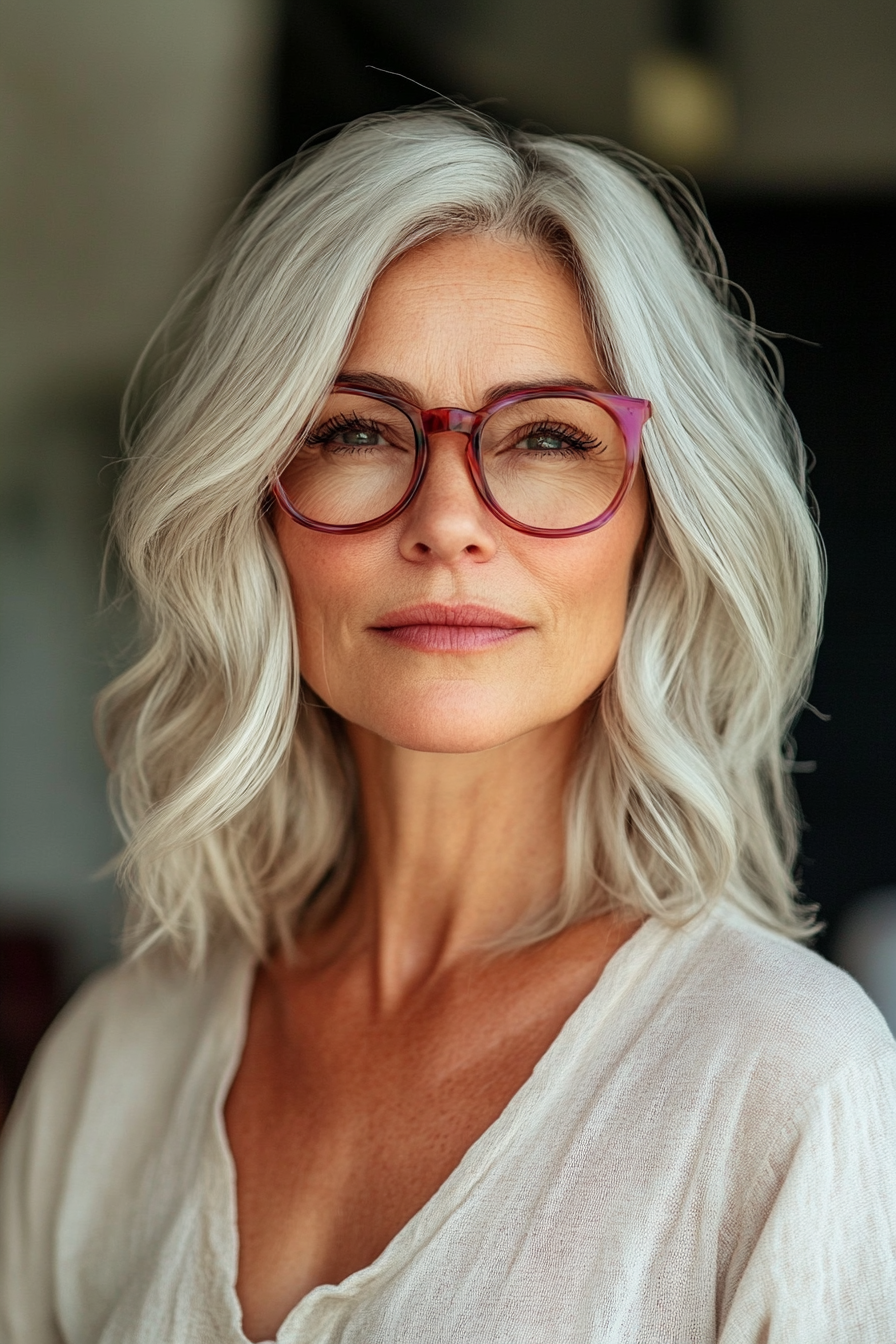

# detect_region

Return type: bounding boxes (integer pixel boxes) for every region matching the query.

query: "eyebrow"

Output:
[336,370,610,408]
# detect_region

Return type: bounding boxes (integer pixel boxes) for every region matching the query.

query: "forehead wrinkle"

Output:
[341,323,605,409]
[345,240,604,407]
[335,368,608,412]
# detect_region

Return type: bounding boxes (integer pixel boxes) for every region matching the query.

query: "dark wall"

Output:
[267,0,468,170]
[707,197,896,947]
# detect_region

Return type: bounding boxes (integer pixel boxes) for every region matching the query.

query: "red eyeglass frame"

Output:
[272,382,652,538]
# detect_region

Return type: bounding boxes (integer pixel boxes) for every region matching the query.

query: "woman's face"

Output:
[274,233,649,753]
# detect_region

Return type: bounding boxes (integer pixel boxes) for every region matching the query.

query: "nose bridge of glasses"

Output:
[421,406,478,437]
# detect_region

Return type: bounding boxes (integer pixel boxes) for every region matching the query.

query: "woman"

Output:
[1,107,893,1343]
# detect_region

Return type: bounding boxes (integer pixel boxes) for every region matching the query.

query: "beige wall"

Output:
[1,0,273,407]
[0,1,274,983]
[724,0,896,186]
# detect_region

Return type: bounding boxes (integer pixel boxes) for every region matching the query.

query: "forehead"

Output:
[344,233,606,405]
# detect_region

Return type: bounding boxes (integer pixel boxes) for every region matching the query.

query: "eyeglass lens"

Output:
[278,391,628,531]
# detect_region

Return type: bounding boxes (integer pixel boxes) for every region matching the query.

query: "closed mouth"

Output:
[371,603,531,651]
[373,603,529,630]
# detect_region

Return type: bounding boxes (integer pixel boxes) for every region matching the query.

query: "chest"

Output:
[223,958,609,1338]
[230,998,554,1204]
[86,1001,747,1344]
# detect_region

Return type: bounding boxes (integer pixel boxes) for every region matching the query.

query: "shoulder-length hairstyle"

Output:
[97,106,824,966]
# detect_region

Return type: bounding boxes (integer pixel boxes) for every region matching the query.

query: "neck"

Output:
[331,707,586,1002]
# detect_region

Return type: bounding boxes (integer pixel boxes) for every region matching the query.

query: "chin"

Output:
[353,681,538,755]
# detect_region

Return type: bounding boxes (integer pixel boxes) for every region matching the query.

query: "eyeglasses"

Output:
[273,383,651,538]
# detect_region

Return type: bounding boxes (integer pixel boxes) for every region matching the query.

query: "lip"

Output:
[371,603,532,652]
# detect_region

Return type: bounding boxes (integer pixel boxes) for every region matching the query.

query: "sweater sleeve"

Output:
[0,968,118,1344]
[719,1054,896,1344]
[0,1030,75,1344]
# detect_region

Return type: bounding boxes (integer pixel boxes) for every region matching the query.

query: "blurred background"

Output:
[1,0,894,1115]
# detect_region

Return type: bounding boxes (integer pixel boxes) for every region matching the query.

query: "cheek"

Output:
[542,553,630,694]
[275,510,368,608]
[273,515,336,670]
[274,515,313,624]
[532,487,648,687]
[273,514,383,684]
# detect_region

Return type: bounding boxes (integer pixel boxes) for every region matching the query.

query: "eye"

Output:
[307,415,391,452]
[513,422,602,456]
[334,426,385,449]
[519,430,574,453]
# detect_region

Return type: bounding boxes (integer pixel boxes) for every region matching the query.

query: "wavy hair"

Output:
[97,106,824,965]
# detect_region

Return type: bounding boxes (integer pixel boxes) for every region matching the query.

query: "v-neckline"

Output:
[209,914,671,1342]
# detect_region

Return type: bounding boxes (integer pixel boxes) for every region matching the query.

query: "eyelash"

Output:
[513,421,603,454]
[306,413,387,446]
[307,415,603,454]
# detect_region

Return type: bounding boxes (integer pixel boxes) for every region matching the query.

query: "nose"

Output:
[396,429,498,565]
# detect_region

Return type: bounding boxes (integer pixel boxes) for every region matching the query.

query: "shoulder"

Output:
[678,917,896,1337]
[21,943,248,1110]
[0,945,251,1341]
[0,942,251,1205]
[654,908,896,1144]
[691,910,894,1071]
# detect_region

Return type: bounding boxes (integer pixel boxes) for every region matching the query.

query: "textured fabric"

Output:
[1,908,895,1343]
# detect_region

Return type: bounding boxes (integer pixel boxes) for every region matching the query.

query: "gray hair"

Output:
[97,106,824,965]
